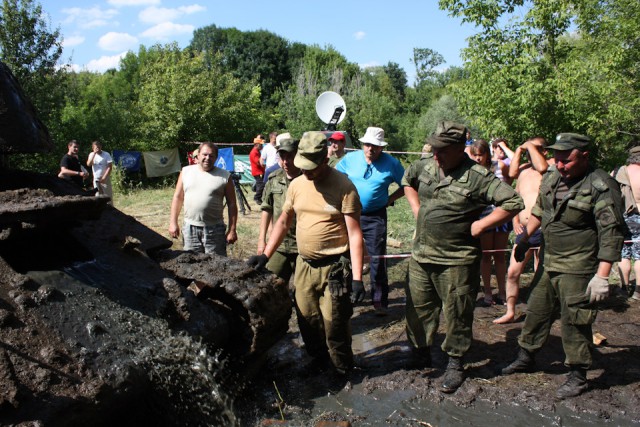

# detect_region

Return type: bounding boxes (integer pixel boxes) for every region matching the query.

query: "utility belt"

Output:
[301,252,349,268]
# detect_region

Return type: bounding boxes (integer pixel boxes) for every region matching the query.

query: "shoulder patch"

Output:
[591,176,609,193]
[470,163,491,177]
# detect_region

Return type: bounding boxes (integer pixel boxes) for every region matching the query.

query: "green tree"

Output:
[59,69,138,149]
[0,0,63,87]
[135,43,266,150]
[412,47,445,87]
[190,25,293,106]
[382,61,408,102]
[439,0,640,167]
[0,0,67,171]
[277,45,361,136]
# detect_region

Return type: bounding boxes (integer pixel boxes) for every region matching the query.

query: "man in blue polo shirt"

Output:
[337,127,405,314]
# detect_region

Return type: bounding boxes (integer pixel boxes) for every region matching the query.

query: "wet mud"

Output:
[0,171,290,426]
[238,260,640,426]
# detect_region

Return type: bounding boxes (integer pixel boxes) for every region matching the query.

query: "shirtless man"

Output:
[615,146,640,301]
[494,137,553,324]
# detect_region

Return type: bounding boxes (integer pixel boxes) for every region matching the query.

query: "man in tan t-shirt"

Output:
[248,131,364,376]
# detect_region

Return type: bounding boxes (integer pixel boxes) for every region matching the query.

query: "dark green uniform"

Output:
[261,168,299,282]
[519,167,625,367]
[402,156,523,357]
[328,154,344,168]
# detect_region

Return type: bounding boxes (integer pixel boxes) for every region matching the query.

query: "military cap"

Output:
[427,121,468,148]
[294,131,328,170]
[547,133,591,151]
[276,132,293,147]
[277,137,299,153]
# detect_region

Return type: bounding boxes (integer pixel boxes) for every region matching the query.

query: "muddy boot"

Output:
[501,347,536,375]
[440,356,465,393]
[556,367,589,399]
[405,346,431,369]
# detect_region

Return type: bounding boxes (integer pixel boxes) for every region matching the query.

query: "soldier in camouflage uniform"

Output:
[502,133,626,399]
[403,122,524,393]
[257,135,301,283]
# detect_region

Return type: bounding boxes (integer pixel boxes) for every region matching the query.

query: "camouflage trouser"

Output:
[294,254,353,372]
[405,258,480,357]
[266,251,298,284]
[519,268,596,368]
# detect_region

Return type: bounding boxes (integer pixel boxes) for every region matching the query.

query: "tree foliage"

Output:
[439,0,640,166]
[190,25,295,106]
[134,44,266,150]
[0,0,67,171]
[7,3,469,175]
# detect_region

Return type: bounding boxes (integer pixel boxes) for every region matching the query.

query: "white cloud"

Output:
[98,32,139,51]
[180,5,206,14]
[354,31,366,40]
[63,35,85,48]
[85,52,129,72]
[61,7,119,29]
[139,5,206,24]
[140,22,194,41]
[108,0,160,6]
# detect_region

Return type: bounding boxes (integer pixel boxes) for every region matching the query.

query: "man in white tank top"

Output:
[169,142,238,256]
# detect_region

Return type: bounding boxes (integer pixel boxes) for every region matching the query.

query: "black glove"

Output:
[247,254,269,270]
[514,241,531,262]
[351,279,365,304]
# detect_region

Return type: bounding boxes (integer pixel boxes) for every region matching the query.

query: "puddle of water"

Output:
[309,387,636,427]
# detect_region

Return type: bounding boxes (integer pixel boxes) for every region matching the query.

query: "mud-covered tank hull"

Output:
[0,170,292,425]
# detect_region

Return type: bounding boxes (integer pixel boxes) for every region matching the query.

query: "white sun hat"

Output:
[358,127,388,147]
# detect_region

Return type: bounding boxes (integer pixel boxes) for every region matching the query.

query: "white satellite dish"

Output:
[315,91,346,130]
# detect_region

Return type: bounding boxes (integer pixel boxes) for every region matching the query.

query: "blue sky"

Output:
[38,0,478,81]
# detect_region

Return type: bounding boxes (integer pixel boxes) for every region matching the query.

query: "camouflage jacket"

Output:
[261,168,299,254]
[532,167,625,273]
[402,156,523,265]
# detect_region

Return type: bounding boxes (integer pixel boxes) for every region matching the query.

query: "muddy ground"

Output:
[237,260,640,426]
[4,176,635,426]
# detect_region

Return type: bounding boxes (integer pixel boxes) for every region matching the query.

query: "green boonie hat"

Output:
[294,131,328,170]
[277,137,299,153]
[427,121,468,148]
[547,133,591,151]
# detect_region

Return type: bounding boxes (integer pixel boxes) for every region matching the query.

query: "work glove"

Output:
[247,254,269,270]
[328,278,348,297]
[514,241,531,262]
[351,280,365,304]
[585,275,610,303]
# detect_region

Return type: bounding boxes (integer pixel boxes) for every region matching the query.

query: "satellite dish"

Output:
[315,91,346,131]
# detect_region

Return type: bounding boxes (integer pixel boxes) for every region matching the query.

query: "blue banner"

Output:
[113,150,141,172]
[215,147,234,172]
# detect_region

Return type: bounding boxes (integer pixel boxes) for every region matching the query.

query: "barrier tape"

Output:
[365,239,640,260]
[184,143,429,153]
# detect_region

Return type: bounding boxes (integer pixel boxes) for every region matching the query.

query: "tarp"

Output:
[234,155,254,185]
[142,148,182,177]
[113,150,142,172]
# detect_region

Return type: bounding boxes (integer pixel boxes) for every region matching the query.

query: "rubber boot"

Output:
[556,367,589,399]
[440,356,465,393]
[501,347,536,375]
[406,346,431,369]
